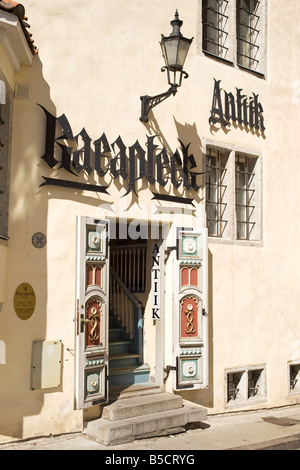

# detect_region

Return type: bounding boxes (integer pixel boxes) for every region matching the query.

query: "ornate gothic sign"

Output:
[38,105,202,204]
[209,78,265,132]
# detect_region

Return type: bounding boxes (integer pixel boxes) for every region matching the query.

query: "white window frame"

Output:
[0,74,13,240]
[203,139,263,245]
[235,152,258,241]
[0,9,33,72]
[206,146,230,238]
[198,0,267,77]
[202,0,231,61]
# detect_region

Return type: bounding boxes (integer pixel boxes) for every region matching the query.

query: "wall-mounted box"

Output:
[31,340,63,390]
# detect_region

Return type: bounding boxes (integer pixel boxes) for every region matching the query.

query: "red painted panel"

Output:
[95,266,102,287]
[181,267,189,286]
[86,265,94,288]
[180,296,199,338]
[190,268,198,286]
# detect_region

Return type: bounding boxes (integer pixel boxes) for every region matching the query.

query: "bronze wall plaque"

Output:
[14,283,36,320]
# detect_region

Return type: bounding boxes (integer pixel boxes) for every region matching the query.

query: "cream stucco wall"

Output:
[1,0,300,442]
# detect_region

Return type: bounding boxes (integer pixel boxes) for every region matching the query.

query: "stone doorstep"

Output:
[84,404,207,446]
[109,383,162,399]
[102,392,183,421]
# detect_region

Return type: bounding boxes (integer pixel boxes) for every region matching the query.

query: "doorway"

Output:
[108,221,149,392]
[75,217,165,409]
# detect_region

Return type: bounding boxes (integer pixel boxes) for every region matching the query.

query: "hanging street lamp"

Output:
[140,11,193,122]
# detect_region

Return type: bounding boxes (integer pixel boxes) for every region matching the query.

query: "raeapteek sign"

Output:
[38,105,202,204]
[209,78,265,132]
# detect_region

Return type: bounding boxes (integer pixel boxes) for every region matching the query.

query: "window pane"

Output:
[237,0,259,70]
[235,154,256,240]
[206,148,228,237]
[203,0,229,59]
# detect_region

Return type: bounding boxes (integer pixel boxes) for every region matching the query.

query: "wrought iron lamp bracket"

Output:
[140,85,177,123]
[139,11,192,122]
[139,68,189,122]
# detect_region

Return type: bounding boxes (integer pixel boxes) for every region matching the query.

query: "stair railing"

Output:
[109,267,144,364]
[110,244,146,293]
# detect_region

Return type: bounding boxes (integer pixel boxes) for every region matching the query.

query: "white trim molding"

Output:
[0,10,32,72]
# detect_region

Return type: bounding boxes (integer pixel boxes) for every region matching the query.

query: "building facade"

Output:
[1,0,300,443]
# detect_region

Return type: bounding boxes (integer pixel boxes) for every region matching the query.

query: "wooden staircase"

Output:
[108,310,150,390]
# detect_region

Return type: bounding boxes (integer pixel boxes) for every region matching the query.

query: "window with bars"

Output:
[288,362,300,394]
[226,367,266,408]
[201,0,266,76]
[205,144,262,243]
[202,0,229,59]
[237,0,260,71]
[227,371,243,402]
[206,148,229,237]
[235,154,256,240]
[247,368,262,398]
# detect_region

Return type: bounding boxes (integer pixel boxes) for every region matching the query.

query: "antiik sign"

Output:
[209,78,265,132]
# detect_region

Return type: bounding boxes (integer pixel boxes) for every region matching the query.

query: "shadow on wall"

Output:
[0,55,55,441]
[141,112,215,408]
[140,112,205,207]
[40,108,206,212]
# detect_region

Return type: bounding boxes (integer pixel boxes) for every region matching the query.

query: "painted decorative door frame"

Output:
[75,216,110,409]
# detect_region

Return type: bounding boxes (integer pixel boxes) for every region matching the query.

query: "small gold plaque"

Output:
[14,283,36,320]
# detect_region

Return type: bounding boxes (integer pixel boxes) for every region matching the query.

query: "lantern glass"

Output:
[161,37,192,71]
[177,37,192,68]
[161,37,180,70]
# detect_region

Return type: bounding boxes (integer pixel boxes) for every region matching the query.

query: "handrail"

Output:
[109,267,144,362]
[110,244,146,293]
[110,267,142,309]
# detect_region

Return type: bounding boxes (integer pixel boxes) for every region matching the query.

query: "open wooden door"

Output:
[75,217,110,409]
[172,226,209,390]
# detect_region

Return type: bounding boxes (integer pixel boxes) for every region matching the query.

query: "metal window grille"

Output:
[227,372,243,402]
[248,369,261,398]
[290,364,300,391]
[235,154,256,240]
[202,0,229,59]
[237,0,260,70]
[206,148,228,237]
